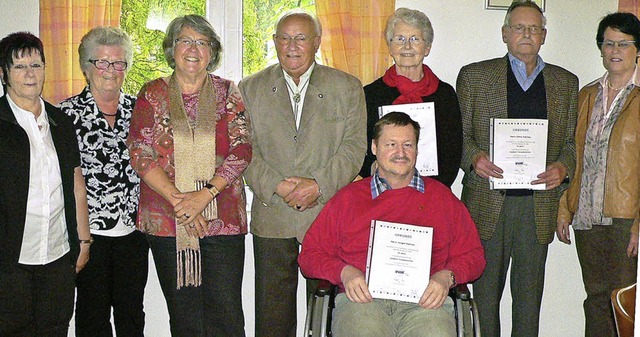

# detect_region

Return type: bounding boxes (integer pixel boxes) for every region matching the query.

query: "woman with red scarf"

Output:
[360,8,462,187]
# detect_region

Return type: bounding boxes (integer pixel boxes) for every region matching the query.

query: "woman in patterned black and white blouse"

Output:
[59,26,148,337]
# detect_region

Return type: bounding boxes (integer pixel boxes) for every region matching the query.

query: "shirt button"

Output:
[294,135,297,141]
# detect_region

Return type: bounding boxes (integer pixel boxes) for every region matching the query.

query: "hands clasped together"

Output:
[276,176,322,212]
[173,189,215,238]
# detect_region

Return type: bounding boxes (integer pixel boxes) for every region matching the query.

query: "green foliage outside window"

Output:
[120,0,205,95]
[242,0,315,77]
[120,0,315,93]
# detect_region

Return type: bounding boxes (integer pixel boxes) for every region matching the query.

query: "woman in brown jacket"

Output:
[557,12,640,337]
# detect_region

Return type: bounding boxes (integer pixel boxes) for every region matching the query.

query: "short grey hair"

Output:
[274,9,322,37]
[79,26,133,73]
[385,8,434,46]
[162,14,222,72]
[503,0,546,28]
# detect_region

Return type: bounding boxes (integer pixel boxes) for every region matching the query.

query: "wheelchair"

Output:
[304,280,480,337]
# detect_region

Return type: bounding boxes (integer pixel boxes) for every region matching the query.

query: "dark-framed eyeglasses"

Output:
[390,35,423,46]
[88,59,128,71]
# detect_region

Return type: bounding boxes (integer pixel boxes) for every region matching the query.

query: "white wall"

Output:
[0,1,625,336]
[396,1,618,336]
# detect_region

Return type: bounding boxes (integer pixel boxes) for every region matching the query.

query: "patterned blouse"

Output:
[127,75,252,237]
[59,87,140,233]
[572,68,639,230]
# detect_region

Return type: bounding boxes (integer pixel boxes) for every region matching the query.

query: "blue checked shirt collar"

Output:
[371,169,424,199]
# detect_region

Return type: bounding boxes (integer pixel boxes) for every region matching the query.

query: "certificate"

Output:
[489,118,548,190]
[365,220,433,303]
[379,102,438,176]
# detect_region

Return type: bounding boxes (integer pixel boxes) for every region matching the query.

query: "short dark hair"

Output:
[372,112,420,144]
[596,12,640,50]
[0,32,45,87]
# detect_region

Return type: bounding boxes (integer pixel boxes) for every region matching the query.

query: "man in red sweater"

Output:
[299,112,485,336]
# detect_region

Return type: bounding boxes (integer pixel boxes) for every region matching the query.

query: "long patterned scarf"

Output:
[382,64,440,104]
[169,73,218,289]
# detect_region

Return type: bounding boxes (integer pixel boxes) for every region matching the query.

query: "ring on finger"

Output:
[189,224,196,228]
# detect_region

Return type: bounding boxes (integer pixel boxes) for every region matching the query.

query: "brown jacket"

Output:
[558,82,640,233]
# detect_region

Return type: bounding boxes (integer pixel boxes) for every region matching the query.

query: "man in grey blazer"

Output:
[456,1,577,336]
[239,9,366,337]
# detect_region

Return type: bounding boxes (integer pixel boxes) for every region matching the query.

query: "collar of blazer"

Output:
[0,94,59,127]
[272,63,327,132]
[0,95,18,124]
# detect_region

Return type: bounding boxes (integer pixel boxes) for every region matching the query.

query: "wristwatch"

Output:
[449,270,457,288]
[204,183,220,198]
[79,237,94,246]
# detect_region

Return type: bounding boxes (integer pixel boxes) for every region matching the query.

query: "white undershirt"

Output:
[283,63,315,129]
[9,94,70,265]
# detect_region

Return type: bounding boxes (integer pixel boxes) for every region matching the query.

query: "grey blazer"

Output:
[239,64,367,241]
[456,56,578,244]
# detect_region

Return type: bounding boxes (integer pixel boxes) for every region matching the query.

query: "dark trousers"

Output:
[253,235,318,337]
[75,230,149,337]
[0,253,75,337]
[575,219,637,337]
[473,195,549,337]
[147,234,246,337]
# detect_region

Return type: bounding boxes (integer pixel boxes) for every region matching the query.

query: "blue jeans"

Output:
[147,234,246,337]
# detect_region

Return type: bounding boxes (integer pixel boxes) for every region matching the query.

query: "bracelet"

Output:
[79,237,94,245]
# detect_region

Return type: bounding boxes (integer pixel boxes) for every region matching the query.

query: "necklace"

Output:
[101,111,117,117]
[284,77,311,125]
[606,79,625,91]
[285,77,310,103]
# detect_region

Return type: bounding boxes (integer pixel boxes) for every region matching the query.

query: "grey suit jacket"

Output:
[239,64,367,241]
[456,56,578,244]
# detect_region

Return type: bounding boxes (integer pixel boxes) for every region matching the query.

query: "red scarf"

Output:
[382,64,440,105]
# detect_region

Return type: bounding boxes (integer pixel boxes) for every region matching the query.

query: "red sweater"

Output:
[298,177,485,292]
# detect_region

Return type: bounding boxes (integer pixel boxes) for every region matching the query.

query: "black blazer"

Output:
[0,95,81,267]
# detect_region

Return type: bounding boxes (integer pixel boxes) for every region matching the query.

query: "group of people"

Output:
[0,1,637,337]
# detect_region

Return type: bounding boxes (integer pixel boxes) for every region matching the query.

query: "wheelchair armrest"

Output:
[315,279,335,297]
[450,283,471,301]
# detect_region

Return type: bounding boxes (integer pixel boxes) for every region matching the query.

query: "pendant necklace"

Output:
[285,77,310,126]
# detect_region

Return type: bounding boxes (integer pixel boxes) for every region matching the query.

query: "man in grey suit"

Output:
[239,9,366,337]
[456,1,577,336]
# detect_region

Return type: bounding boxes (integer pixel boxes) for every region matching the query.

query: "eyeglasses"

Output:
[507,24,545,35]
[600,40,637,49]
[88,59,128,71]
[273,34,316,45]
[11,62,45,72]
[174,37,213,49]
[390,35,423,46]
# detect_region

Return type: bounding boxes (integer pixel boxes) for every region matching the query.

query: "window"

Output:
[120,0,206,95]
[242,0,316,77]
